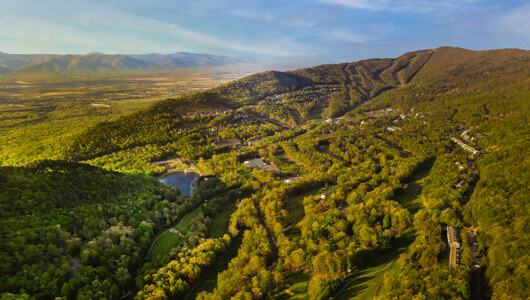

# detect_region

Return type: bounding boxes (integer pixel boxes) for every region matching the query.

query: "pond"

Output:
[159,171,200,196]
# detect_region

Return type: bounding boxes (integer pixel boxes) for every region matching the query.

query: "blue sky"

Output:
[1,0,529,64]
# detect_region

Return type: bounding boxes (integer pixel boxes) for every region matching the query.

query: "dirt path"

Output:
[145,231,169,258]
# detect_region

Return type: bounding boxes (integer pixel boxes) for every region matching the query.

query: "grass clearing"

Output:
[284,187,320,227]
[176,206,202,234]
[147,230,182,259]
[394,159,435,213]
[209,202,237,238]
[274,271,312,300]
[308,99,328,123]
[147,206,203,259]
[334,231,416,300]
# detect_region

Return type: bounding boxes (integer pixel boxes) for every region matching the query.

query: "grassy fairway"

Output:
[334,231,416,300]
[394,159,435,213]
[147,206,203,259]
[284,187,320,227]
[182,237,242,300]
[147,230,182,259]
[274,271,312,300]
[209,202,236,238]
[175,206,202,234]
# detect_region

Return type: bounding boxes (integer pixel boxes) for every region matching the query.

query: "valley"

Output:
[0,69,245,165]
[0,47,529,300]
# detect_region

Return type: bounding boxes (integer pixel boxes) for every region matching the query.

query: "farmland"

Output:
[0,69,243,165]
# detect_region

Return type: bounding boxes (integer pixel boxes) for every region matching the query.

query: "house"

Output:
[451,137,479,156]
[456,180,466,188]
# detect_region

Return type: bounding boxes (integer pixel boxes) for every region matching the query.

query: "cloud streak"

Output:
[0,0,528,64]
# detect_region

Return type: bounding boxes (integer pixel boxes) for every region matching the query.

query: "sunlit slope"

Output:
[65,47,529,160]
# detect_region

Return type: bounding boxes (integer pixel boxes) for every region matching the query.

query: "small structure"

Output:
[387,126,402,132]
[284,175,304,184]
[451,137,479,156]
[455,162,464,170]
[456,180,466,189]
[244,159,267,168]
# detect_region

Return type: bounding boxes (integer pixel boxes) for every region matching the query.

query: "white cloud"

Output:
[317,0,475,12]
[0,1,317,56]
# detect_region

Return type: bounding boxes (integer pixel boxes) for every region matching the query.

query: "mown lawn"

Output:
[147,206,203,259]
[334,231,416,300]
[284,187,320,227]
[274,271,311,300]
[175,206,202,234]
[394,159,435,213]
[209,202,236,238]
[147,230,182,259]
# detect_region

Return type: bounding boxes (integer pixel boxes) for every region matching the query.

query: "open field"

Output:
[147,206,203,259]
[0,69,245,166]
[209,202,237,238]
[147,230,182,259]
[394,159,435,213]
[334,231,416,300]
[273,271,312,300]
[175,206,202,234]
[284,187,321,227]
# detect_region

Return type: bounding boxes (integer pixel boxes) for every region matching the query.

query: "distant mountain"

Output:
[130,52,251,67]
[0,52,251,74]
[66,46,530,160]
[0,52,58,69]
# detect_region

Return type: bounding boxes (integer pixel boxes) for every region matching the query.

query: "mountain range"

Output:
[0,52,251,74]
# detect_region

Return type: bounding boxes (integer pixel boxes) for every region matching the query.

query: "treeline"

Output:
[65,71,314,160]
[463,113,529,299]
[0,160,202,299]
[189,120,430,299]
[138,236,231,299]
[380,151,474,299]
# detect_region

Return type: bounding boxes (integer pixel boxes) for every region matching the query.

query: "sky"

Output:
[1,0,529,65]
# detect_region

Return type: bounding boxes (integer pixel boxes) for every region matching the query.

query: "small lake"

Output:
[159,171,199,196]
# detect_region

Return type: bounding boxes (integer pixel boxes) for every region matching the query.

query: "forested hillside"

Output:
[1,47,528,299]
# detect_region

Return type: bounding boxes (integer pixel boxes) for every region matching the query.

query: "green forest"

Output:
[1,47,529,300]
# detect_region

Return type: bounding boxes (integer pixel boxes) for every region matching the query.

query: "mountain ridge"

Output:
[0,52,252,74]
[64,46,530,160]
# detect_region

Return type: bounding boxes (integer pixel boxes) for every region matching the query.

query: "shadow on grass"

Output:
[335,275,375,300]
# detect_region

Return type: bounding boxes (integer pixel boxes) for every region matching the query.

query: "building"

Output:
[456,180,466,189]
[243,159,267,168]
[451,137,479,156]
[387,126,402,132]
